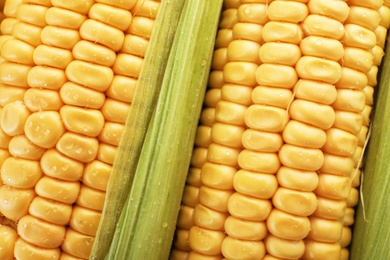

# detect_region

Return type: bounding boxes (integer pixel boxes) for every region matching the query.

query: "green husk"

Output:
[104,0,223,259]
[90,2,185,259]
[350,38,390,259]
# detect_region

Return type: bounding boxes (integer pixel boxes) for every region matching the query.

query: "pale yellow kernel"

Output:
[27,66,67,90]
[222,236,265,260]
[347,0,383,10]
[227,40,260,63]
[98,122,124,146]
[66,60,114,92]
[17,215,66,248]
[14,238,61,260]
[23,88,62,112]
[186,168,202,187]
[76,185,105,211]
[113,53,143,79]
[259,42,301,66]
[211,122,244,148]
[0,85,26,107]
[228,192,272,221]
[3,0,23,17]
[35,176,80,204]
[238,4,268,24]
[343,24,377,50]
[193,204,228,230]
[82,160,111,191]
[60,81,106,109]
[256,64,298,89]
[8,135,46,160]
[224,216,267,241]
[232,22,263,43]
[29,196,72,225]
[56,132,99,163]
[245,105,289,132]
[51,0,94,15]
[0,128,12,149]
[308,217,343,243]
[353,146,364,168]
[69,205,101,236]
[204,88,221,108]
[351,168,361,188]
[224,62,257,86]
[88,3,132,31]
[266,208,310,240]
[0,18,18,35]
[379,5,390,28]
[96,0,137,9]
[320,154,354,177]
[340,227,352,248]
[215,100,246,126]
[0,101,31,136]
[336,67,368,91]
[333,111,363,135]
[268,1,308,23]
[273,188,317,217]
[176,205,195,230]
[120,35,149,57]
[201,162,235,190]
[252,86,292,109]
[194,125,211,148]
[289,99,335,130]
[33,45,73,69]
[1,38,34,65]
[279,144,324,171]
[127,16,155,39]
[16,4,48,27]
[357,125,369,147]
[313,196,347,220]
[173,229,191,251]
[61,228,94,259]
[322,128,358,157]
[181,185,199,208]
[200,107,216,126]
[262,21,303,44]
[188,226,225,256]
[282,120,326,149]
[343,208,355,226]
[346,6,381,31]
[375,26,387,49]
[24,0,51,7]
[342,47,373,73]
[296,56,342,84]
[219,9,238,29]
[241,129,283,153]
[0,186,35,221]
[45,7,87,30]
[0,225,18,260]
[105,76,136,103]
[303,240,341,260]
[302,14,345,40]
[97,143,117,165]
[233,169,277,199]
[315,174,351,200]
[212,48,227,71]
[191,147,208,169]
[215,28,233,49]
[362,105,373,126]
[346,188,359,208]
[208,70,224,89]
[332,89,366,112]
[80,19,124,52]
[307,0,350,23]
[41,25,81,50]
[199,186,233,212]
[299,36,344,61]
[238,150,280,174]
[277,166,319,192]
[1,156,43,189]
[40,148,84,182]
[24,111,65,149]
[265,234,305,259]
[0,35,13,49]
[12,22,42,47]
[207,143,240,167]
[0,62,31,88]
[372,45,385,66]
[131,0,160,19]
[72,40,116,67]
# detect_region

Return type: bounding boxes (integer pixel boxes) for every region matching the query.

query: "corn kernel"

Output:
[227,40,260,63]
[232,23,263,43]
[245,105,289,132]
[193,204,228,230]
[105,76,137,103]
[33,45,73,69]
[252,86,293,109]
[0,101,31,136]
[315,174,351,200]
[279,144,324,171]
[294,79,337,105]
[120,35,149,57]
[215,101,246,126]
[272,188,317,216]
[265,234,305,259]
[224,216,267,241]
[266,209,310,240]
[45,7,87,30]
[72,40,116,67]
[127,16,155,39]
[61,228,94,259]
[16,4,48,27]
[241,129,283,153]
[1,38,35,65]
[300,36,344,61]
[256,64,298,88]
[228,192,272,221]
[82,160,111,191]
[343,24,376,50]
[233,169,278,199]
[219,9,238,29]
[12,21,42,47]
[320,154,354,177]
[211,122,244,148]
[76,185,105,211]
[88,3,132,31]
[0,62,32,88]
[69,205,101,236]
[59,81,106,109]
[35,176,80,204]
[113,53,144,79]
[277,166,319,192]
[224,62,257,86]
[333,111,363,135]
[237,4,268,24]
[1,157,43,189]
[282,120,326,149]
[182,185,200,208]
[221,236,265,260]
[259,42,301,66]
[0,186,35,221]
[96,0,137,10]
[303,240,341,260]
[189,226,225,256]
[238,150,280,174]
[51,0,94,15]
[303,14,344,39]
[262,21,303,44]
[268,1,308,23]
[29,196,72,225]
[200,162,235,190]
[211,48,228,71]
[199,186,233,213]
[14,238,61,260]
[308,217,343,243]
[0,225,18,260]
[97,143,117,165]
[312,196,347,220]
[131,0,160,19]
[307,0,350,22]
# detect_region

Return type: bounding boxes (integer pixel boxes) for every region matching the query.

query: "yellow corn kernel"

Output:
[112,53,144,79]
[191,147,208,169]
[233,169,277,199]
[296,56,342,84]
[200,162,235,190]
[237,4,268,24]
[0,101,31,136]
[294,79,337,105]
[98,122,124,146]
[266,208,310,240]
[69,205,101,236]
[126,16,155,39]
[1,157,43,189]
[181,186,200,208]
[59,81,106,109]
[340,227,352,248]
[72,40,116,67]
[215,28,233,49]
[303,14,344,39]
[259,42,301,66]
[282,120,326,149]
[218,9,238,29]
[300,36,344,61]
[315,174,351,200]
[204,88,222,108]
[215,101,246,126]
[265,234,305,259]
[227,40,260,63]
[241,129,282,153]
[227,192,272,221]
[252,86,293,109]
[307,217,343,243]
[221,236,265,260]
[0,62,32,88]
[268,1,308,23]
[105,76,136,103]
[279,144,324,171]
[303,240,341,260]
[27,66,67,90]
[245,105,288,132]
[208,70,224,89]
[82,160,112,191]
[256,63,298,88]
[11,21,42,47]
[33,45,73,69]
[322,128,358,157]
[14,238,61,260]
[224,216,267,241]
[61,228,94,259]
[307,0,350,22]
[76,185,105,211]
[238,150,280,174]
[193,204,228,230]
[335,67,368,91]
[120,34,149,57]
[276,166,319,192]
[189,226,225,256]
[320,154,354,177]
[343,24,376,50]
[263,21,303,44]
[176,205,195,230]
[211,122,244,148]
[35,176,80,204]
[17,214,66,248]
[45,7,87,30]
[23,88,63,112]
[0,224,18,260]
[375,26,388,49]
[313,197,347,220]
[224,62,257,86]
[343,208,356,226]
[29,196,72,225]
[186,168,202,187]
[16,4,48,27]
[198,186,233,212]
[56,132,99,163]
[51,0,93,15]
[88,3,132,31]
[95,0,137,10]
[173,229,191,251]
[232,22,263,43]
[332,89,366,112]
[346,6,381,31]
[342,47,373,73]
[0,128,12,149]
[272,188,317,216]
[0,186,35,221]
[1,38,35,65]
[333,111,363,135]
[97,143,117,165]
[220,84,251,106]
[3,0,23,17]
[0,84,27,107]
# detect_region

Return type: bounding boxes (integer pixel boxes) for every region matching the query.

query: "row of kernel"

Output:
[170,1,239,258]
[183,2,241,259]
